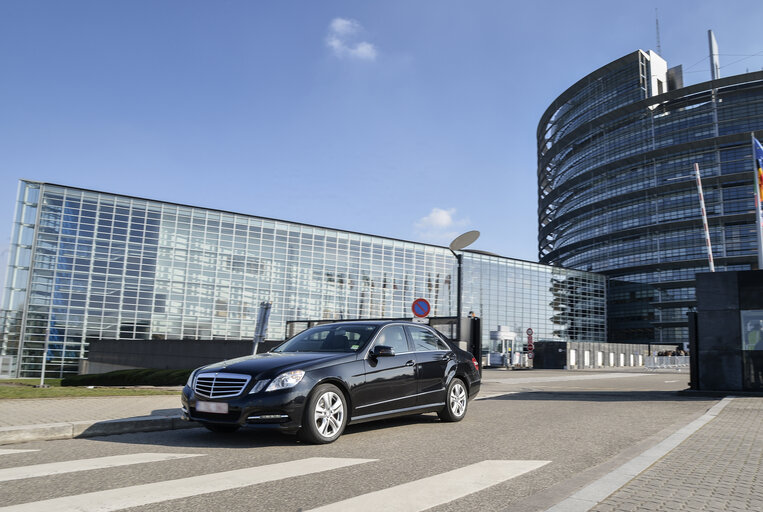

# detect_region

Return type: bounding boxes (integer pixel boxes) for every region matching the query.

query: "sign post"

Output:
[526,328,534,360]
[36,328,50,388]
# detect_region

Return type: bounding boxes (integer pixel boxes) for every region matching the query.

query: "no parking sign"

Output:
[411,298,431,318]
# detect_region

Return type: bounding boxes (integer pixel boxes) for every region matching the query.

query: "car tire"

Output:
[438,377,468,422]
[298,384,347,444]
[203,423,240,433]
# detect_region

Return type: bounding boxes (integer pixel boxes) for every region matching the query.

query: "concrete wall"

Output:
[84,339,281,373]
[534,341,677,370]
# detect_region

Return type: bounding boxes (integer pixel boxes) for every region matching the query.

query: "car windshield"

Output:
[273,324,379,353]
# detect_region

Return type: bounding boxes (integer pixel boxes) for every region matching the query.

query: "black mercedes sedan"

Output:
[181,320,481,443]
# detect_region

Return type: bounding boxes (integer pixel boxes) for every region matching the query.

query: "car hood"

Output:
[197,352,355,380]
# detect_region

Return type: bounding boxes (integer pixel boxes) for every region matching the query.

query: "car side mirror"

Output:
[370,345,396,358]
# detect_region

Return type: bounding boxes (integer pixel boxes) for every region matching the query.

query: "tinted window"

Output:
[374,325,409,353]
[274,324,377,353]
[407,326,450,351]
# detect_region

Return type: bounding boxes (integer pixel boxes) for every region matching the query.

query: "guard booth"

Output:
[487,326,517,368]
[690,270,763,391]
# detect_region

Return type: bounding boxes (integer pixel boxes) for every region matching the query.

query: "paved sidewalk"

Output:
[0,393,195,445]
[588,396,763,512]
[0,394,182,427]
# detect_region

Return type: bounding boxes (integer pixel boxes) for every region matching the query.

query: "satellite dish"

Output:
[449,230,480,252]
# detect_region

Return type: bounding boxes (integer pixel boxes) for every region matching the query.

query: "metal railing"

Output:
[0,356,18,378]
[644,356,690,370]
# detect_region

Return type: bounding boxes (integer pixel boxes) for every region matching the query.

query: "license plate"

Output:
[196,401,228,414]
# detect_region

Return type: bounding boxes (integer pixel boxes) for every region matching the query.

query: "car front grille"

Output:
[193,372,251,399]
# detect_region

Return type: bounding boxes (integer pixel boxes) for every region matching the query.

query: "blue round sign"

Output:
[412,298,431,318]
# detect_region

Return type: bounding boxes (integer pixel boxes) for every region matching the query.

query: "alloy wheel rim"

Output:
[314,391,344,438]
[450,383,466,417]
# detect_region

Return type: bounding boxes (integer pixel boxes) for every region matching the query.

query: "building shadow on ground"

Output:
[482,389,706,402]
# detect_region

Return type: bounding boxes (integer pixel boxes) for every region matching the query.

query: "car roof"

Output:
[313,320,422,327]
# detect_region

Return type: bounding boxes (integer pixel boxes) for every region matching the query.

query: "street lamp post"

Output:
[448,231,480,341]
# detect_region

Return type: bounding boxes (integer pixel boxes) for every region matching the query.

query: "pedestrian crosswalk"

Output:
[0,450,39,456]
[307,460,550,512]
[0,451,550,511]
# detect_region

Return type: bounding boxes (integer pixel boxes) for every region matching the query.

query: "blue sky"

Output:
[2,0,763,294]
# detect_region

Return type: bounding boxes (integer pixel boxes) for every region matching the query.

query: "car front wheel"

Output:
[299,384,347,444]
[438,377,468,422]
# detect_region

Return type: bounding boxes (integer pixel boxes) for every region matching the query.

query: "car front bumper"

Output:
[181,386,307,433]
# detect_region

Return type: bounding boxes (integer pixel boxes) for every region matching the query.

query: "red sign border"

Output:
[411,298,431,318]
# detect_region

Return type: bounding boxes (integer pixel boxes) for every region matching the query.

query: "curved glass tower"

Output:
[538,50,763,344]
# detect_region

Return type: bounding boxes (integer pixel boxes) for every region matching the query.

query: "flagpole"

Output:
[693,163,715,272]
[753,133,763,270]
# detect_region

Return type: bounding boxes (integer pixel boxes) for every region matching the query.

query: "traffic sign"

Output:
[526,328,533,336]
[411,298,431,318]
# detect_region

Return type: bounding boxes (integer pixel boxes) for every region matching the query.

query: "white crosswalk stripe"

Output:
[0,452,203,483]
[307,460,551,512]
[0,449,39,456]
[0,457,376,512]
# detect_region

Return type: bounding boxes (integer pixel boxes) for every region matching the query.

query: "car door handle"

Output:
[441,353,454,360]
[405,360,416,367]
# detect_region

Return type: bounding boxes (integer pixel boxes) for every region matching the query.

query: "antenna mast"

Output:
[655,8,662,55]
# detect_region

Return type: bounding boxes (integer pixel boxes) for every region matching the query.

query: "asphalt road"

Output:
[0,371,718,512]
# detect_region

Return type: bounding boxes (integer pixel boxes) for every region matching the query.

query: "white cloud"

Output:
[330,18,359,36]
[326,18,377,61]
[414,208,469,245]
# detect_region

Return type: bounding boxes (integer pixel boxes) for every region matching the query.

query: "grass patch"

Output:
[0,370,188,399]
[0,385,179,399]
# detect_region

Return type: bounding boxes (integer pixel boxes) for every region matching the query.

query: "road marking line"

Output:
[0,453,202,483]
[0,457,375,512]
[307,459,550,512]
[545,397,735,512]
[0,449,39,456]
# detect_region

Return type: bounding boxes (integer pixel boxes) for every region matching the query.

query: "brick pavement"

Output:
[0,395,182,427]
[590,397,763,512]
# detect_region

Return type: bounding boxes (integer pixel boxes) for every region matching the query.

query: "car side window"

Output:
[407,326,450,352]
[374,325,409,353]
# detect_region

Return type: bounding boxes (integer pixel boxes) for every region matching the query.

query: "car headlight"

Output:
[249,380,270,394]
[185,371,197,388]
[265,370,305,391]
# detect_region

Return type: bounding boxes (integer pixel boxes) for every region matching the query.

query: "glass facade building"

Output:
[538,50,763,345]
[1,181,606,377]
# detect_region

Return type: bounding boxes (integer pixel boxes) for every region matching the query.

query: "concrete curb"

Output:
[0,416,200,446]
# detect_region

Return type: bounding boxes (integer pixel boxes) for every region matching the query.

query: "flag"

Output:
[754,136,763,269]
[755,137,763,200]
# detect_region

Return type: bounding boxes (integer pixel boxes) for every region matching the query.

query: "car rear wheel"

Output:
[438,377,467,422]
[299,384,347,444]
[203,423,240,433]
